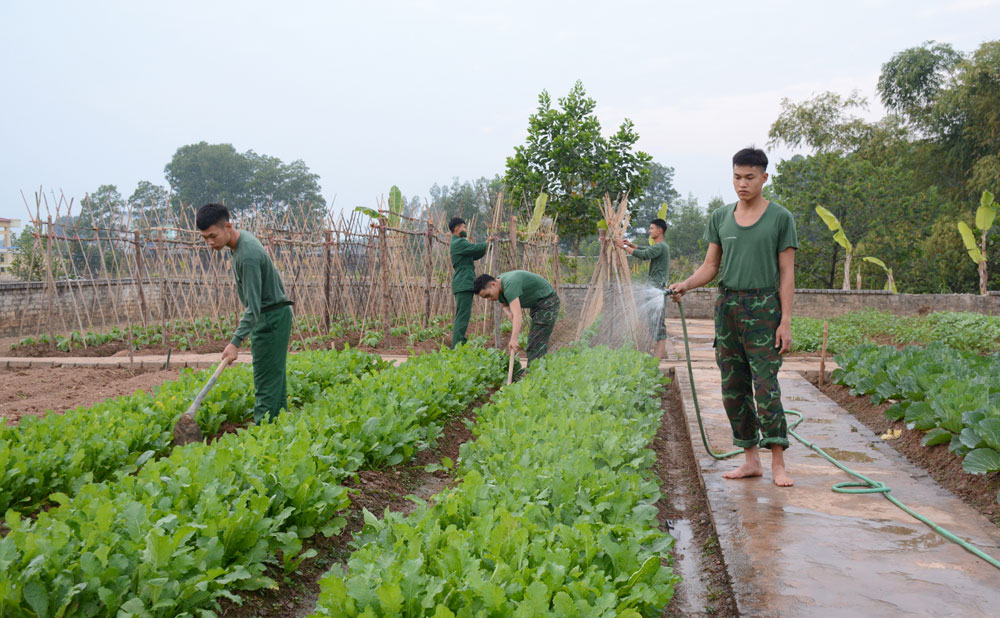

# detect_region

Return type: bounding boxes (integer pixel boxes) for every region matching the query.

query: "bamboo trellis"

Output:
[10,188,562,347]
[574,195,651,351]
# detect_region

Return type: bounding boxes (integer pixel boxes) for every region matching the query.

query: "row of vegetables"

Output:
[832,343,1000,485]
[0,345,507,616]
[310,346,679,617]
[0,348,390,514]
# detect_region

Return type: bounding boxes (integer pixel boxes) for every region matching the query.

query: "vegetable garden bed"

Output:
[790,310,1000,355]
[1,345,507,616]
[810,341,1000,525]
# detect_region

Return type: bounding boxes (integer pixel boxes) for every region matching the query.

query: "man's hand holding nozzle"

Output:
[668,282,687,302]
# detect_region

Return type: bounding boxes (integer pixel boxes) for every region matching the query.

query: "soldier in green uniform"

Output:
[448,217,489,348]
[669,148,798,487]
[197,203,293,424]
[473,270,560,368]
[616,218,671,358]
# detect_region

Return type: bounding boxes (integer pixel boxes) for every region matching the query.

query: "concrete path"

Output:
[670,352,1000,616]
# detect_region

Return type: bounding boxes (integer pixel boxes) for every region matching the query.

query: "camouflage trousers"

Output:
[526,293,560,365]
[652,294,668,342]
[714,289,789,449]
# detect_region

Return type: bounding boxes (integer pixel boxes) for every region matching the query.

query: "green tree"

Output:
[771,152,948,292]
[504,80,652,248]
[629,161,680,237]
[9,225,55,281]
[428,176,501,237]
[128,181,170,227]
[164,142,326,222]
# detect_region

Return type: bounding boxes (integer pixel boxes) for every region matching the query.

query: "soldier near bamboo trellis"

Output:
[196,203,294,424]
[616,217,671,359]
[474,270,560,373]
[448,217,490,347]
[669,148,798,487]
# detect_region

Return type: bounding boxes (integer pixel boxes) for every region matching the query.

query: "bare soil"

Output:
[216,407,482,617]
[805,371,1000,526]
[0,366,182,426]
[655,375,738,618]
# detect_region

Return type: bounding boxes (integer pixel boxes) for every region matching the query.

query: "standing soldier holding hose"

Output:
[669,148,798,487]
[616,217,671,359]
[196,203,293,424]
[448,217,489,347]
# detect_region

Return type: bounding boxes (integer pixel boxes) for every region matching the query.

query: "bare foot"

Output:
[722,461,763,479]
[772,466,794,487]
[771,445,794,487]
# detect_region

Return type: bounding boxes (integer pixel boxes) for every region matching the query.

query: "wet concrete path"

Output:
[666,321,1000,616]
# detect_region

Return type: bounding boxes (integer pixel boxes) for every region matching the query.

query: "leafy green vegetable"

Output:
[833,343,1000,477]
[310,346,678,616]
[0,346,507,615]
[0,348,389,514]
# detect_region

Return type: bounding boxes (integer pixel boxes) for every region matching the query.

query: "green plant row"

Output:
[832,344,1000,485]
[0,348,389,514]
[311,346,678,617]
[11,313,456,353]
[791,309,1000,355]
[0,345,507,617]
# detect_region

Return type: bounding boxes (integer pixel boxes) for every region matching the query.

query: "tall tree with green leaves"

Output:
[504,81,652,249]
[164,142,326,222]
[629,161,680,238]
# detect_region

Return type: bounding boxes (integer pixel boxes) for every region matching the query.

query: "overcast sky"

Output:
[2,0,999,226]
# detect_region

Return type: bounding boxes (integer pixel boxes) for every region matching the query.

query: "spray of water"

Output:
[581,282,667,351]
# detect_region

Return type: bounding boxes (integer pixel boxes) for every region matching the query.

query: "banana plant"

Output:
[815,205,853,290]
[388,185,404,227]
[861,256,897,293]
[957,190,997,295]
[525,192,548,235]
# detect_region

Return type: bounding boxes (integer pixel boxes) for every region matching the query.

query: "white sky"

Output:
[2,0,999,225]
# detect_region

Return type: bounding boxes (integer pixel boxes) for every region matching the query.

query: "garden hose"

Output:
[669,292,1000,570]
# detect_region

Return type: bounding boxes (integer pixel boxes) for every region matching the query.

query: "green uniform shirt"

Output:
[703,201,798,290]
[632,241,670,289]
[450,236,488,293]
[230,231,290,346]
[498,270,555,309]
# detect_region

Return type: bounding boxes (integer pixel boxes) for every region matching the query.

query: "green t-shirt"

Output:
[498,270,555,309]
[450,236,488,293]
[703,202,798,290]
[230,231,290,345]
[632,241,670,289]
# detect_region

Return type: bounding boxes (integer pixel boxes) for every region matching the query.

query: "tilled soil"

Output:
[806,371,1000,526]
[655,375,738,618]
[0,366,182,426]
[215,407,481,617]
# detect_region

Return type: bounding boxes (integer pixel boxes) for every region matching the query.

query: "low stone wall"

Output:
[1,278,997,338]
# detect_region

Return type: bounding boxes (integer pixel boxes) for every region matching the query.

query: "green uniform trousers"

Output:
[653,294,668,342]
[526,293,560,365]
[452,292,473,348]
[251,305,293,424]
[714,289,789,449]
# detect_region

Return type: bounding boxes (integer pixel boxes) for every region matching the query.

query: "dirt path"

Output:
[654,375,738,618]
[1,366,182,426]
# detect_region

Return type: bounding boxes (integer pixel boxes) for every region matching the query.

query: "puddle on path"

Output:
[810,447,875,463]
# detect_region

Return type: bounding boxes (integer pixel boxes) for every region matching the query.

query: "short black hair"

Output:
[650,218,667,233]
[473,274,495,295]
[196,203,230,230]
[448,217,466,232]
[732,147,768,172]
